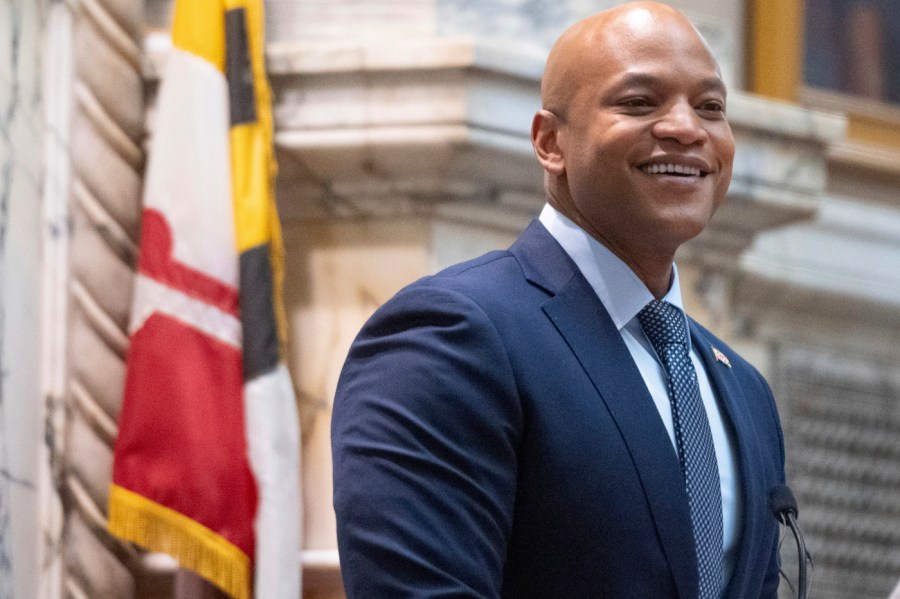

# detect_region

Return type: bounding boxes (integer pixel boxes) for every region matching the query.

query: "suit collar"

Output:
[519,216,694,339]
[537,205,655,330]
[509,220,577,295]
[513,222,700,598]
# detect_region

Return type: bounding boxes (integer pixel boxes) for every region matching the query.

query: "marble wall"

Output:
[433,0,743,85]
[143,0,746,88]
[0,0,49,598]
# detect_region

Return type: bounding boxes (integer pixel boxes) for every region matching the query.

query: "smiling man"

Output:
[332,3,786,598]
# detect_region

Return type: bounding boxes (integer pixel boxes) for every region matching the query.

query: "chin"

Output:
[658,216,711,248]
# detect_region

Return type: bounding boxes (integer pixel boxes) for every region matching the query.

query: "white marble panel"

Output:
[266,0,438,43]
[435,0,743,88]
[0,1,48,598]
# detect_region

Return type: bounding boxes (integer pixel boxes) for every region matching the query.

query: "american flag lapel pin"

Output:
[712,347,732,368]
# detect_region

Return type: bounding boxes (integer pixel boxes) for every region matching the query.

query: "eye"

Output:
[697,100,726,117]
[617,97,656,113]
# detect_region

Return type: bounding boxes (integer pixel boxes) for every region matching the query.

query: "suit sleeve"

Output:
[332,284,523,598]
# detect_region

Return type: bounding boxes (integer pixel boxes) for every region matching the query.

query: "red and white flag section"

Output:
[108,1,301,597]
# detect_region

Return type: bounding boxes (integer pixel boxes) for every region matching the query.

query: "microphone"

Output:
[770,484,798,524]
[769,484,811,599]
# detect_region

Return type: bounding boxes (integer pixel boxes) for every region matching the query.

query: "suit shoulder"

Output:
[402,249,527,298]
[429,249,518,281]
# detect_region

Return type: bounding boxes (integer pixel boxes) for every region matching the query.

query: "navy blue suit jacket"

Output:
[332,221,785,598]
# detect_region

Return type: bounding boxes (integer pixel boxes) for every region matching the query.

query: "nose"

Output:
[652,100,708,146]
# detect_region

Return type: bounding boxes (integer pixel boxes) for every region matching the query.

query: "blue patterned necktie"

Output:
[638,300,724,599]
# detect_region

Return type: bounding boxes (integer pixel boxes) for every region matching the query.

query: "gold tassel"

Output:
[108,484,251,599]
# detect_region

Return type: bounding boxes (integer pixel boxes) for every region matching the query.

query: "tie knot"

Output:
[637,300,688,349]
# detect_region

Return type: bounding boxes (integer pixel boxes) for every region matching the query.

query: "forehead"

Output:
[586,12,722,86]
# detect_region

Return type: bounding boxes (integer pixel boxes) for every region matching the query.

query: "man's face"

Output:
[555,12,735,256]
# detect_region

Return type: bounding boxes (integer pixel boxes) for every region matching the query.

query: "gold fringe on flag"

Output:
[108,484,251,599]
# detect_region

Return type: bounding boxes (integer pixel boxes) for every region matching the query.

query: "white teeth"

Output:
[641,163,702,176]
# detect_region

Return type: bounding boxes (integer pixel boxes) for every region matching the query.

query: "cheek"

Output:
[712,132,735,194]
[716,147,735,193]
[715,129,736,165]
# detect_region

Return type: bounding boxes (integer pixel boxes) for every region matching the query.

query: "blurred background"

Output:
[2,0,899,597]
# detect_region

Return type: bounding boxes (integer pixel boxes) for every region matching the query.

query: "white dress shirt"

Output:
[539,204,742,583]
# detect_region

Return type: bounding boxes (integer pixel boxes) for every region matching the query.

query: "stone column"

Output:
[63,0,154,596]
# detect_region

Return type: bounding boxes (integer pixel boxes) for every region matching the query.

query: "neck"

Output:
[628,258,674,300]
[577,219,675,298]
[565,213,676,298]
[545,191,677,299]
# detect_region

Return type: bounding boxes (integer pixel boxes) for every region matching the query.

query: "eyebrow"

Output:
[610,72,727,95]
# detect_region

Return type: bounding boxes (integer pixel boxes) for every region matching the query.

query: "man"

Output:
[332,2,785,598]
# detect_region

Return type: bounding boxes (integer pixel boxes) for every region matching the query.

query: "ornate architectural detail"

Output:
[64,0,155,596]
[261,39,841,253]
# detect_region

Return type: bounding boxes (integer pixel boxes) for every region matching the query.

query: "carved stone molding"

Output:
[265,39,545,226]
[734,185,900,354]
[264,39,845,266]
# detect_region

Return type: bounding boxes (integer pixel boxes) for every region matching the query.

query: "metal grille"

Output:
[775,344,900,599]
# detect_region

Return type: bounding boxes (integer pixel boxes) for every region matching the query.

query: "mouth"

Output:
[638,162,709,178]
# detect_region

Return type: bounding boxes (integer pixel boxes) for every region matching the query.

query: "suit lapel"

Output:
[512,222,699,599]
[690,324,767,599]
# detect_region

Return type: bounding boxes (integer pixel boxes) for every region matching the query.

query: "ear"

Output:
[531,109,565,176]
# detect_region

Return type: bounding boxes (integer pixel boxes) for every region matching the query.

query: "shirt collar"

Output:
[538,203,686,330]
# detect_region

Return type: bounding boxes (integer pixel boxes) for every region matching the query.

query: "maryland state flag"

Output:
[108,1,300,597]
